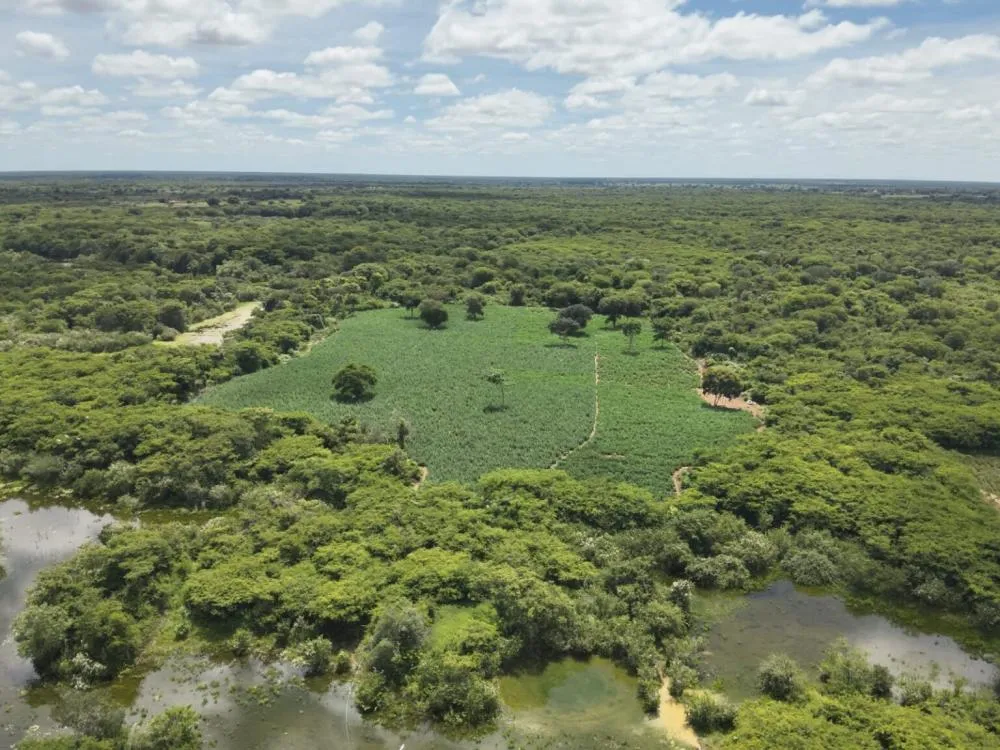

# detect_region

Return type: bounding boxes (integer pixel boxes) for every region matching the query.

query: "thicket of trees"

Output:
[3,178,1000,744]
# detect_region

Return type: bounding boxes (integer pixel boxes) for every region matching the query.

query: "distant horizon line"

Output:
[0,170,998,187]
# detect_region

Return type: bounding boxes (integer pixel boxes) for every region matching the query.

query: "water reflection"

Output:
[0,498,114,745]
[702,580,999,699]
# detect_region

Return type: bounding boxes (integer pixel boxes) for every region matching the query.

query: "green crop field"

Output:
[198,305,755,492]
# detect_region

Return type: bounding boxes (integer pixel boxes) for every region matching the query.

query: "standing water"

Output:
[0,498,114,745]
[702,580,999,699]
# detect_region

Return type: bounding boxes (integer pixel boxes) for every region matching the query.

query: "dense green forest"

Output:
[2,176,1000,748]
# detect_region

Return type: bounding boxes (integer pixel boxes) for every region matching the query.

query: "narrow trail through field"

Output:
[550,349,601,470]
[414,465,429,490]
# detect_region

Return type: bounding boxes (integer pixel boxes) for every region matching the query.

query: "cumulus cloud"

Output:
[806,0,907,6]
[427,89,552,132]
[16,31,70,60]
[745,88,792,107]
[93,50,200,79]
[25,0,368,47]
[424,0,887,77]
[39,85,109,107]
[414,74,461,97]
[228,62,392,103]
[809,35,1000,87]
[353,21,384,43]
[130,79,202,98]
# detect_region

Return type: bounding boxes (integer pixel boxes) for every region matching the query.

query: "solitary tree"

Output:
[702,365,744,405]
[621,320,642,353]
[465,294,486,320]
[598,295,628,328]
[401,290,423,318]
[396,419,410,449]
[652,319,671,348]
[559,304,593,329]
[549,316,580,343]
[332,363,377,402]
[419,299,449,329]
[485,369,508,410]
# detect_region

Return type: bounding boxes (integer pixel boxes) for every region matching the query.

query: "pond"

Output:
[3,498,997,749]
[701,579,999,699]
[0,498,115,746]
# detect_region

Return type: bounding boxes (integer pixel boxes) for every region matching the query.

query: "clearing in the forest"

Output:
[198,306,755,493]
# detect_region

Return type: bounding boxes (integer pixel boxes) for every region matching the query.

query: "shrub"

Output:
[229,628,253,657]
[757,653,806,702]
[685,693,736,733]
[687,555,750,590]
[419,299,449,329]
[332,363,377,402]
[286,637,334,676]
[782,549,839,587]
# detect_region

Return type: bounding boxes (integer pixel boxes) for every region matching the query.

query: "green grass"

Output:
[562,327,757,492]
[197,306,755,493]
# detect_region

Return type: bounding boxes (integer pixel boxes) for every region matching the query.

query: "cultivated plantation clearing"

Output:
[164,301,261,346]
[198,305,755,492]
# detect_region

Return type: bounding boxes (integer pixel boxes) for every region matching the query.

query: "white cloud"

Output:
[809,35,1000,87]
[259,105,393,128]
[415,73,461,97]
[16,31,70,60]
[304,46,382,67]
[425,0,887,77]
[39,85,109,107]
[26,0,370,47]
[745,88,791,107]
[93,50,200,79]
[130,79,203,98]
[943,105,991,122]
[229,59,392,104]
[353,21,384,43]
[806,0,907,6]
[0,120,20,136]
[426,89,552,132]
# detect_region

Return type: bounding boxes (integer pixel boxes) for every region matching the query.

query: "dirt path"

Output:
[170,302,261,346]
[696,360,765,422]
[550,350,601,469]
[414,466,429,490]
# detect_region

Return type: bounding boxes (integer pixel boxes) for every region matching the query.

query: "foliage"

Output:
[419,299,449,329]
[549,316,581,341]
[756,653,806,702]
[332,363,377,403]
[685,693,736,733]
[702,366,744,404]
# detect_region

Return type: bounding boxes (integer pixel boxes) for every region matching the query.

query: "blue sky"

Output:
[1,0,999,179]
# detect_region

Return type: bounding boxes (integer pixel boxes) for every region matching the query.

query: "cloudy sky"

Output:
[1,0,999,179]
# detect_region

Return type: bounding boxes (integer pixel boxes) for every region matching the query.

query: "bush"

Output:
[757,653,805,702]
[287,637,334,676]
[229,628,253,657]
[687,555,750,590]
[782,549,839,587]
[332,363,377,402]
[419,299,448,329]
[685,693,736,733]
[130,706,202,750]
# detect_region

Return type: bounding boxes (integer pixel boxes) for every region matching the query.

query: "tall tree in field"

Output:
[559,304,593,329]
[465,294,486,320]
[397,419,410,449]
[332,364,377,402]
[702,365,744,406]
[621,321,642,353]
[419,299,449,329]
[598,295,628,328]
[485,369,508,410]
[549,316,580,343]
[652,319,671,348]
